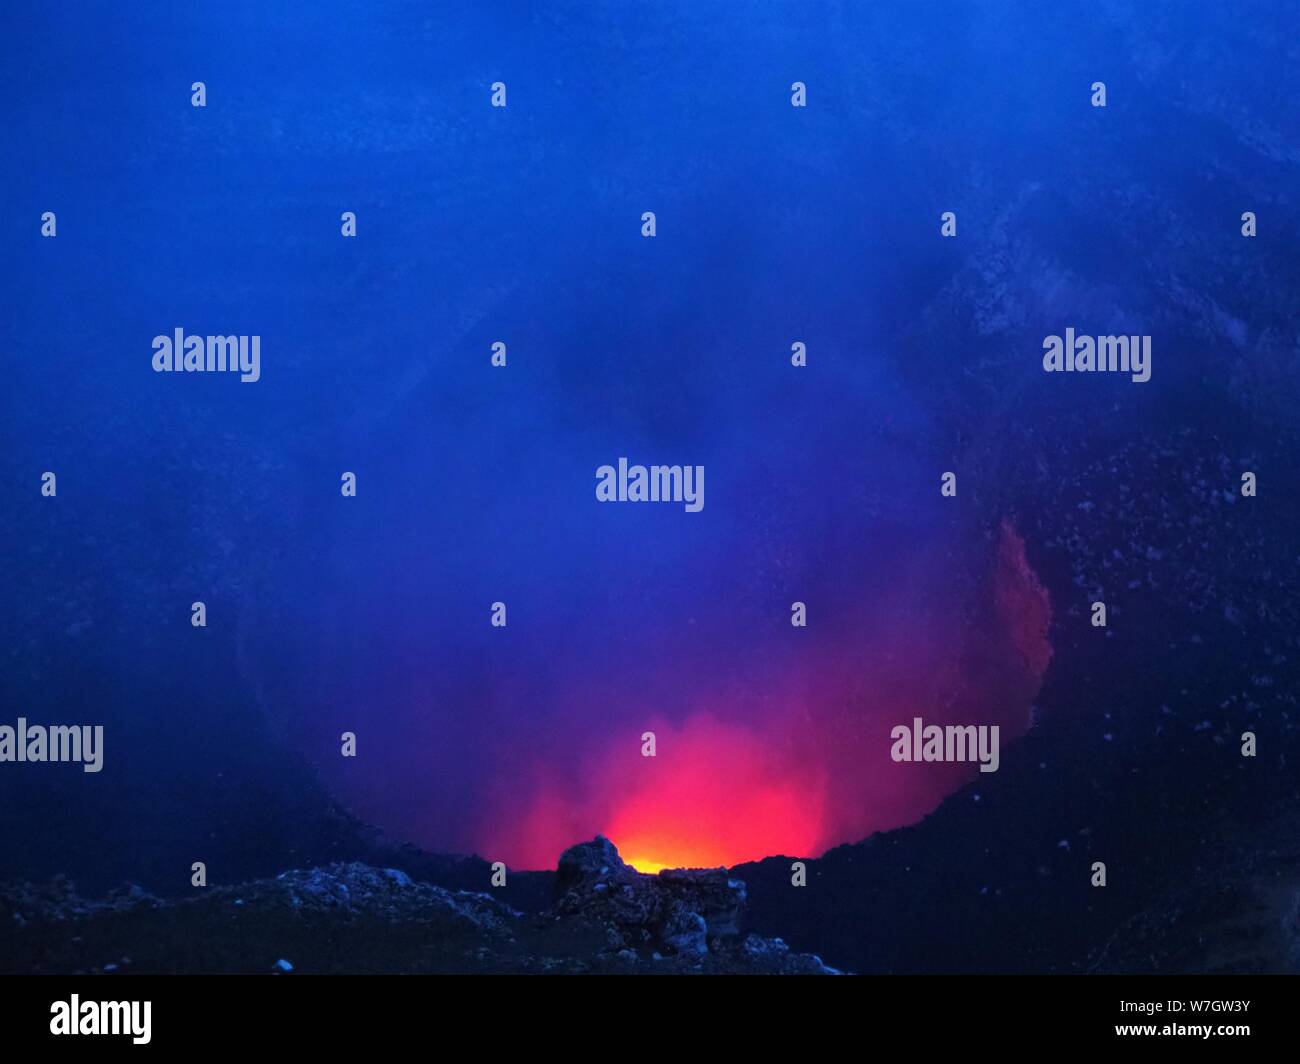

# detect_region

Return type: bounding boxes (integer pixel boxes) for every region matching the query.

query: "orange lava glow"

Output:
[602,715,825,871]
[473,520,1052,872]
[622,857,669,874]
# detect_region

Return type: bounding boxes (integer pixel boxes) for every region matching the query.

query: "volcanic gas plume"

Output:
[471,520,1052,870]
[244,515,1051,873]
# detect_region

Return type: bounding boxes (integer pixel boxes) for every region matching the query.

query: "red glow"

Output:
[462,521,1052,871]
[605,715,825,871]
[995,518,1054,682]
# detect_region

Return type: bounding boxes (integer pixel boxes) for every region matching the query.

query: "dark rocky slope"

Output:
[0,838,837,975]
[735,422,1300,974]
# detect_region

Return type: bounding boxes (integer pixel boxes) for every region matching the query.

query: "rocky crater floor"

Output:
[0,837,840,975]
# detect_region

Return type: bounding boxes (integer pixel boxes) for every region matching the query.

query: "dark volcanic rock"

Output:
[0,845,839,975]
[1088,814,1300,974]
[554,837,757,960]
[736,422,1300,975]
[555,835,637,896]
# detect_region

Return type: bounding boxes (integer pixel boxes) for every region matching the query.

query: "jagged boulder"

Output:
[555,835,638,895]
[553,836,747,956]
[660,904,708,955]
[657,867,747,938]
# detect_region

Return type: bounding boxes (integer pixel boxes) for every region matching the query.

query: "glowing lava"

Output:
[623,857,669,874]
[601,714,826,871]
